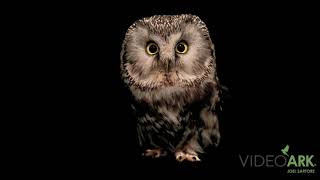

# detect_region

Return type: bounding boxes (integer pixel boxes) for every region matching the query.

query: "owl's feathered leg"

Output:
[200,106,220,147]
[175,133,203,162]
[142,149,167,158]
[174,104,220,162]
[175,150,201,162]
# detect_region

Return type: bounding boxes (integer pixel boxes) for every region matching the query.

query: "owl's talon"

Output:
[187,154,201,162]
[175,151,186,162]
[177,155,184,161]
[143,149,164,158]
[175,151,201,162]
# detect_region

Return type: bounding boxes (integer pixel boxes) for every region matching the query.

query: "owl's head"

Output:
[121,14,216,91]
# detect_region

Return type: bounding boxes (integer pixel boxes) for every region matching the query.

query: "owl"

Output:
[120,14,221,162]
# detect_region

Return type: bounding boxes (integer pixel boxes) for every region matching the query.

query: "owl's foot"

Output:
[143,149,166,158]
[175,151,201,162]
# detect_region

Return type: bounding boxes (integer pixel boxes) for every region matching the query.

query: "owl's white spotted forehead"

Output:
[126,14,210,38]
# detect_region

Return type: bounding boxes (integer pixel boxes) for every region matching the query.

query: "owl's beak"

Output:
[164,58,173,72]
[165,61,170,72]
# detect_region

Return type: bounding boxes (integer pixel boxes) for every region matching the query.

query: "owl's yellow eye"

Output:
[175,41,188,54]
[146,42,159,55]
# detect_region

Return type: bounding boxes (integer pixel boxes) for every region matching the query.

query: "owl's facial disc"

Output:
[122,14,214,90]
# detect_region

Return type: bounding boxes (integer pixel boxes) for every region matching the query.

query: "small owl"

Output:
[120,14,221,162]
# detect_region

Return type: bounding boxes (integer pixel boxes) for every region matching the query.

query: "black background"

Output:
[30,1,319,178]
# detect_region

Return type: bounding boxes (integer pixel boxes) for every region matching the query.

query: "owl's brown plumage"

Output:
[121,14,221,161]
